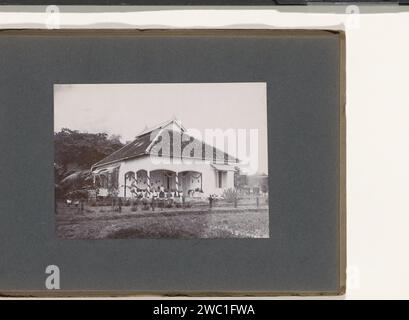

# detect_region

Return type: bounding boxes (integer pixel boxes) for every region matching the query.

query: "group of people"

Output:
[128,186,186,209]
[130,185,183,200]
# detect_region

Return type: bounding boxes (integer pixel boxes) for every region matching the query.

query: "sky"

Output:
[54,83,268,174]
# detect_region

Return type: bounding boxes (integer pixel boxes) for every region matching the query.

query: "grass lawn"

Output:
[56,203,269,239]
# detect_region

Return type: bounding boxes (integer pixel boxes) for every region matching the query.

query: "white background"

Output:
[0,5,408,299]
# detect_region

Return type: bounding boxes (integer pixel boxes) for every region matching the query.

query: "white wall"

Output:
[117,155,235,196]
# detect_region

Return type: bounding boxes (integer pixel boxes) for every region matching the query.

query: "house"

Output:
[91,119,240,198]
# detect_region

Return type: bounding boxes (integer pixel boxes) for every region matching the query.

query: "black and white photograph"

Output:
[54,82,269,239]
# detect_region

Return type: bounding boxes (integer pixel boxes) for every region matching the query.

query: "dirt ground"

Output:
[55,202,269,239]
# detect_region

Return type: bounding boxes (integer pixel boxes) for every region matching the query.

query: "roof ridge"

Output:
[137,118,185,137]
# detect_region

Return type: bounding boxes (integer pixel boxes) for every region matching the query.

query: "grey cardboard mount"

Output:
[0,29,346,297]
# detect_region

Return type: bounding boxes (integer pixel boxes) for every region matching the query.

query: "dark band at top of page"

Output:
[0,0,408,6]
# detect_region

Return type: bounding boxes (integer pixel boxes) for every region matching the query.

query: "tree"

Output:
[54,128,124,197]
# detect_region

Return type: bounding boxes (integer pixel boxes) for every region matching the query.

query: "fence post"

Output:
[256,196,259,208]
[209,196,213,210]
[234,197,238,208]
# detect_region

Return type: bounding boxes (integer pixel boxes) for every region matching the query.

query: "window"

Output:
[166,176,170,190]
[100,175,107,188]
[218,171,223,188]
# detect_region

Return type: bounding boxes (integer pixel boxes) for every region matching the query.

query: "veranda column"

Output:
[147,171,151,191]
[124,173,127,198]
[135,171,138,190]
[175,172,179,191]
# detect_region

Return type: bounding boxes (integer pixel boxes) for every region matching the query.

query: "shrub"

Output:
[222,188,238,203]
[65,189,89,200]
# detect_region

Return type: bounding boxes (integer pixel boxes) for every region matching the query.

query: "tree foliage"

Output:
[55,128,124,171]
[54,128,124,198]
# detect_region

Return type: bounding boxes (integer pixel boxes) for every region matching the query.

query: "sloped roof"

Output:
[150,129,239,164]
[92,120,239,170]
[92,131,153,169]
